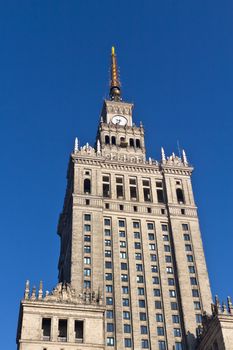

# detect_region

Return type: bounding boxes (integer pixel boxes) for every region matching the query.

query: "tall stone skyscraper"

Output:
[18,48,233,350]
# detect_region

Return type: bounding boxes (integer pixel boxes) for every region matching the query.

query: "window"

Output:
[142,179,152,202]
[176,188,185,204]
[134,232,141,239]
[137,275,144,283]
[84,214,91,221]
[196,314,202,323]
[181,208,185,215]
[84,257,91,264]
[150,254,157,261]
[105,273,112,280]
[175,342,183,350]
[165,255,172,263]
[136,264,143,271]
[148,233,155,240]
[104,218,111,226]
[84,224,91,232]
[121,263,128,270]
[84,235,91,242]
[106,285,113,293]
[103,176,110,198]
[152,276,159,284]
[124,324,131,333]
[149,244,155,250]
[161,224,168,231]
[158,341,166,350]
[133,206,138,212]
[190,277,197,285]
[84,179,91,194]
[119,220,125,227]
[120,241,126,248]
[105,239,111,246]
[122,286,129,294]
[42,318,51,340]
[182,224,189,231]
[124,338,132,347]
[120,252,127,259]
[147,207,152,213]
[85,199,90,205]
[123,311,130,319]
[156,313,163,322]
[107,337,114,346]
[172,315,180,324]
[106,297,113,305]
[174,328,181,337]
[153,289,161,297]
[157,326,164,336]
[84,280,91,288]
[84,246,91,253]
[164,245,170,252]
[105,135,110,144]
[151,265,158,273]
[171,302,178,310]
[105,261,112,269]
[136,139,141,148]
[141,325,148,334]
[116,176,124,198]
[133,221,140,228]
[163,234,169,241]
[135,253,142,260]
[189,266,195,273]
[58,319,67,341]
[107,323,114,332]
[105,203,110,209]
[140,312,147,321]
[141,339,149,348]
[122,298,129,306]
[168,278,175,286]
[157,189,165,203]
[111,136,116,145]
[147,223,154,230]
[138,288,145,295]
[183,233,190,241]
[194,301,201,310]
[185,244,192,251]
[120,204,124,211]
[84,268,91,276]
[187,255,193,262]
[155,300,162,309]
[119,230,126,237]
[106,310,113,319]
[135,242,141,249]
[129,178,138,200]
[74,320,83,341]
[121,274,128,282]
[105,229,111,236]
[169,290,176,298]
[129,138,134,147]
[192,289,199,297]
[166,267,173,274]
[105,250,111,257]
[139,299,146,308]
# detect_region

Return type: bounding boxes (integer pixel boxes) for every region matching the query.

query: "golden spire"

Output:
[110,46,121,101]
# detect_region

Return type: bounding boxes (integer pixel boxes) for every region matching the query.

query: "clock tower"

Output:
[97,47,146,162]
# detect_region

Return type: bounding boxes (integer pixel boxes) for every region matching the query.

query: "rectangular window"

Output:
[124,324,131,333]
[74,320,83,341]
[152,276,160,284]
[122,286,129,294]
[194,301,201,310]
[148,233,155,240]
[155,300,162,309]
[105,273,112,281]
[189,266,195,273]
[140,325,148,334]
[134,232,140,239]
[84,257,91,264]
[190,277,197,285]
[137,275,144,283]
[58,319,67,341]
[42,318,51,340]
[106,310,113,319]
[166,267,173,274]
[134,242,141,249]
[129,177,138,200]
[163,234,169,241]
[124,338,132,347]
[138,288,145,295]
[84,224,91,232]
[164,245,171,252]
[119,230,126,237]
[119,220,125,227]
[175,342,183,350]
[172,315,180,324]
[106,297,113,305]
[84,246,91,253]
[151,265,158,272]
[84,235,91,242]
[105,261,112,269]
[84,214,91,221]
[157,189,165,203]
[107,323,114,332]
[105,229,111,236]
[141,339,149,348]
[84,268,91,276]
[168,278,175,286]
[122,298,129,306]
[169,290,176,297]
[149,244,156,250]
[150,254,157,261]
[120,241,126,248]
[139,299,146,308]
[147,223,154,230]
[165,255,172,263]
[158,341,166,350]
[161,224,168,231]
[105,250,111,257]
[103,175,110,198]
[174,328,181,337]
[105,239,111,246]
[107,337,114,346]
[182,224,189,231]
[187,255,193,262]
[121,274,128,282]
[106,285,113,293]
[84,280,91,289]
[157,326,164,336]
[121,263,128,270]
[153,289,161,297]
[123,311,130,319]
[156,313,163,322]
[192,289,199,297]
[171,302,178,310]
[140,312,147,321]
[116,176,124,198]
[142,178,152,202]
[104,218,111,226]
[135,253,142,260]
[136,264,143,271]
[196,314,202,323]
[183,233,190,241]
[120,251,127,259]
[185,244,192,251]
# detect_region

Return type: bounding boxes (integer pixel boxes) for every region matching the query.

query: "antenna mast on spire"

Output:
[110,46,122,101]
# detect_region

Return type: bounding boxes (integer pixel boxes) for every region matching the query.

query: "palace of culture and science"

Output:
[17,48,233,350]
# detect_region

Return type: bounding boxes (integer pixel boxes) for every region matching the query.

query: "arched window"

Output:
[84,179,91,194]
[111,136,116,145]
[105,135,110,144]
[176,188,185,204]
[129,138,134,147]
[136,139,141,148]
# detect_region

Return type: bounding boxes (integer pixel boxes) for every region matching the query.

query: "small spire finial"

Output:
[182,149,188,166]
[74,137,79,153]
[161,147,166,163]
[24,280,30,300]
[97,139,101,155]
[110,46,121,101]
[38,280,43,300]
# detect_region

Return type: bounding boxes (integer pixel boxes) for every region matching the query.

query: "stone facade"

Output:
[17,48,233,350]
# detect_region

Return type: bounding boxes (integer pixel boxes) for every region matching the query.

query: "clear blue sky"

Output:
[1,1,232,348]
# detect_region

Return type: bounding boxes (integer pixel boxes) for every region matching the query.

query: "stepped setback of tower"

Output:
[17,48,233,350]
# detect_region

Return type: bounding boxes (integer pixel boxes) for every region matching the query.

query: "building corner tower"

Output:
[17,48,216,350]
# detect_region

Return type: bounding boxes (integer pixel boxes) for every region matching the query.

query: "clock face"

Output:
[112,115,127,126]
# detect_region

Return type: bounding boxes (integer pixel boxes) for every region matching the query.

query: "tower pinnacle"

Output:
[110,46,121,101]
